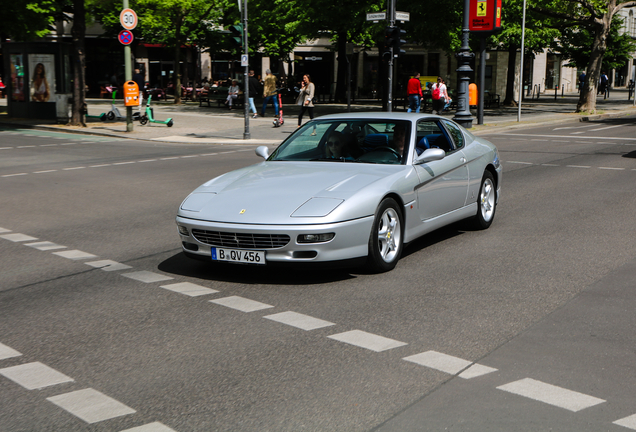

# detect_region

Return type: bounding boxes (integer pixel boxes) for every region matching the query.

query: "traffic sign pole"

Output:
[122,0,133,132]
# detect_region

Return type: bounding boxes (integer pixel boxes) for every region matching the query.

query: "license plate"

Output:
[211,247,266,265]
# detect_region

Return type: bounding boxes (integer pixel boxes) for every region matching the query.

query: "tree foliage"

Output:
[0,0,56,41]
[550,14,636,71]
[532,0,636,112]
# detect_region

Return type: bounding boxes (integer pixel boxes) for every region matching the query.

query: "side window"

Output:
[442,120,465,150]
[415,120,452,154]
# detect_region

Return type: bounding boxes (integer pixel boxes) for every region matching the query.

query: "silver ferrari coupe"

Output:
[176,112,501,272]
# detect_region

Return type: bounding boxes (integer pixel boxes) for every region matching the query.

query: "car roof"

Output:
[315,112,446,122]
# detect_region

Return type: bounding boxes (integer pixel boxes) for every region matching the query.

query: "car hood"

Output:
[178,161,403,224]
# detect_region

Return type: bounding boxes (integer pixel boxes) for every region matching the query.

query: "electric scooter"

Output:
[83,103,107,121]
[272,88,285,128]
[138,96,174,127]
[105,90,125,121]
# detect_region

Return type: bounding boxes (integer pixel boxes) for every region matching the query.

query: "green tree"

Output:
[491,0,559,106]
[532,0,636,112]
[550,14,636,72]
[295,0,383,102]
[0,0,56,42]
[92,0,224,105]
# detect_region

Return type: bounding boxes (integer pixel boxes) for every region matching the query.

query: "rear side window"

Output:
[441,120,465,150]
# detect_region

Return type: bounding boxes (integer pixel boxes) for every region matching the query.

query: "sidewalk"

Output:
[1,89,634,143]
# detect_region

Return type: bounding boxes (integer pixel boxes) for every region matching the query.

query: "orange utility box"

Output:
[469,83,478,106]
[123,81,140,106]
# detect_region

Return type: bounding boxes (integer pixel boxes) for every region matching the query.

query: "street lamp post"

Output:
[453,0,475,128]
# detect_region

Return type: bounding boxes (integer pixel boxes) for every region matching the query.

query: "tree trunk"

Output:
[174,44,182,105]
[70,0,86,126]
[334,32,348,103]
[576,18,610,112]
[503,44,518,106]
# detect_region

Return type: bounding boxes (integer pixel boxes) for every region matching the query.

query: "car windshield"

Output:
[268,119,411,165]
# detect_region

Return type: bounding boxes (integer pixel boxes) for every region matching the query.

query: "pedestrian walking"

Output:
[430,77,446,115]
[261,69,278,117]
[406,73,423,113]
[296,74,315,128]
[579,71,586,93]
[248,70,261,118]
[441,79,452,112]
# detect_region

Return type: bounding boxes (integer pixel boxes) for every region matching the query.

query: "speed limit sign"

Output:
[120,8,138,30]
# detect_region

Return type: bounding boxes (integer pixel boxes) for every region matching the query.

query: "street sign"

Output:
[120,8,138,30]
[469,0,502,33]
[396,11,410,22]
[118,30,134,45]
[241,54,248,67]
[366,12,386,21]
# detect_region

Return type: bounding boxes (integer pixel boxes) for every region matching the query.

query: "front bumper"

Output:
[175,215,374,263]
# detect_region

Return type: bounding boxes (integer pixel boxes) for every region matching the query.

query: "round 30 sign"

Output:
[120,8,138,30]
[118,30,134,45]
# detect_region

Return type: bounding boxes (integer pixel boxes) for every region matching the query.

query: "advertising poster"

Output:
[10,54,25,102]
[28,54,55,102]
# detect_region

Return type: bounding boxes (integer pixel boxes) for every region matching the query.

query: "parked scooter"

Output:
[138,96,173,127]
[105,90,125,121]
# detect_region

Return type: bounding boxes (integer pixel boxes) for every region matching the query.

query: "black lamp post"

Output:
[452,0,474,128]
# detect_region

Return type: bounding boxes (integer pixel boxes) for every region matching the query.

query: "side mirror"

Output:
[255,146,270,160]
[414,148,445,164]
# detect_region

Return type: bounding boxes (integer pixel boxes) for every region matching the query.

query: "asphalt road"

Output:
[0,115,635,432]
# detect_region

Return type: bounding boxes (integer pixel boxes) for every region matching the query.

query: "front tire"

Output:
[471,171,497,230]
[366,198,403,273]
[139,115,148,125]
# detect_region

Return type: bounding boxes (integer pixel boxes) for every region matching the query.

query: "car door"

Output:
[413,119,469,221]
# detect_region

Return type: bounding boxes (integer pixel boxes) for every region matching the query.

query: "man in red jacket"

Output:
[407,73,423,113]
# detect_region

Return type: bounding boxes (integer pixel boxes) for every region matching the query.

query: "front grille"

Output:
[191,229,290,249]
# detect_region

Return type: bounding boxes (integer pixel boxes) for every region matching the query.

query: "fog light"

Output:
[297,233,335,243]
[177,225,189,236]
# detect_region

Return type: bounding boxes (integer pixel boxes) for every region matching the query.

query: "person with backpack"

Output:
[431,76,446,115]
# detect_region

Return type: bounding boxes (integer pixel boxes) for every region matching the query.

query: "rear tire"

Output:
[167,120,174,127]
[471,171,497,230]
[366,198,403,273]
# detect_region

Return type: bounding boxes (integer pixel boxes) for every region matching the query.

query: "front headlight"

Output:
[297,233,335,244]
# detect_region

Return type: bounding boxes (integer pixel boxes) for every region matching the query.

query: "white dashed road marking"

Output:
[25,241,66,251]
[497,378,606,412]
[458,363,499,379]
[119,422,177,432]
[0,342,22,360]
[210,296,274,312]
[402,350,497,378]
[85,260,133,271]
[121,271,174,283]
[160,282,219,297]
[0,233,39,242]
[53,250,98,260]
[264,311,336,331]
[0,362,74,390]
[328,330,407,352]
[47,388,136,424]
[614,414,636,430]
